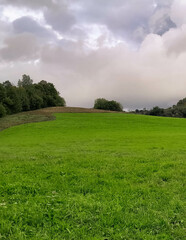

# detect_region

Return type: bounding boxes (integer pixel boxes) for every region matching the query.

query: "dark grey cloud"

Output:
[1,0,77,35]
[68,0,176,43]
[0,0,177,43]
[44,6,76,33]
[13,16,54,39]
[149,7,176,36]
[72,0,155,42]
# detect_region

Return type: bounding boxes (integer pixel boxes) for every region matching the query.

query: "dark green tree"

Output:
[0,83,6,103]
[26,86,43,110]
[149,106,164,116]
[3,80,12,88]
[3,85,22,114]
[0,103,6,117]
[17,87,30,111]
[18,74,33,88]
[0,74,66,118]
[37,80,66,107]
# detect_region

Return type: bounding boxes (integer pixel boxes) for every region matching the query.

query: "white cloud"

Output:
[0,0,55,9]
[163,25,186,55]
[0,33,40,61]
[171,0,186,26]
[1,5,43,23]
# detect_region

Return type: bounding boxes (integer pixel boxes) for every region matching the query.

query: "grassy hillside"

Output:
[0,113,185,239]
[0,107,115,131]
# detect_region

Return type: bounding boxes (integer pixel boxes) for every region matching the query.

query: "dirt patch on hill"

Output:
[30,107,117,115]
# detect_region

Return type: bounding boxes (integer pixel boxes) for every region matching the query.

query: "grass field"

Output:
[0,107,113,132]
[0,112,185,239]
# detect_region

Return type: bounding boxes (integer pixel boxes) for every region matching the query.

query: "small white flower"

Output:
[0,202,6,206]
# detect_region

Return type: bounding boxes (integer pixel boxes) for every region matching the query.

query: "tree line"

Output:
[134,98,186,118]
[93,97,186,117]
[0,74,66,118]
[1,75,186,118]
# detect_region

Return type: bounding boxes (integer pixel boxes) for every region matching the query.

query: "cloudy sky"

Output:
[0,0,186,109]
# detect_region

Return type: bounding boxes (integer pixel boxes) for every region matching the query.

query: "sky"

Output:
[0,0,186,109]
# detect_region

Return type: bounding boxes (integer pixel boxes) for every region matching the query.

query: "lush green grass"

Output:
[0,113,185,239]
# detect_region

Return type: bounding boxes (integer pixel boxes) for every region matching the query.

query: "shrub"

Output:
[94,98,123,111]
[149,106,164,116]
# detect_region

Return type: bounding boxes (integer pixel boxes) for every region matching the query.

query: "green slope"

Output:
[0,113,185,239]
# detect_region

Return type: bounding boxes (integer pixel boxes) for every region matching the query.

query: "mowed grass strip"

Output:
[0,113,185,239]
[0,112,53,132]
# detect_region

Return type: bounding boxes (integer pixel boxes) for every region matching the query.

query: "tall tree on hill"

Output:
[0,83,6,117]
[0,74,66,118]
[18,75,43,110]
[37,80,66,107]
[3,83,22,114]
[0,83,6,103]
[18,74,33,88]
[26,85,43,110]
[17,87,30,111]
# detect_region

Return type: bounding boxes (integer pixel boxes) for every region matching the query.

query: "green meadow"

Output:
[0,113,185,239]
